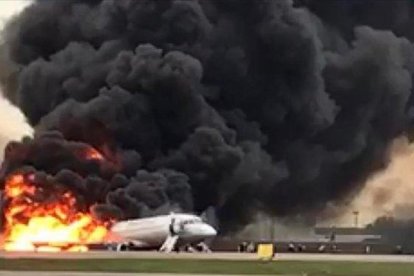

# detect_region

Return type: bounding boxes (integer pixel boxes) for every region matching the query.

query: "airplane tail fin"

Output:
[200,206,219,230]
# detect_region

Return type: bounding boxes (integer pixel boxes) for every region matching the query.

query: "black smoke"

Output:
[1,0,414,233]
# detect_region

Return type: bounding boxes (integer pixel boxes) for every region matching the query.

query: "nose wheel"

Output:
[185,242,212,253]
[197,242,212,252]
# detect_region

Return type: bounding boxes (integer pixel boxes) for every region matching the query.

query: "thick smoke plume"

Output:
[1,0,414,233]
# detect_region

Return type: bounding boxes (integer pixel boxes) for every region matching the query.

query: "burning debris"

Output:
[1,0,414,249]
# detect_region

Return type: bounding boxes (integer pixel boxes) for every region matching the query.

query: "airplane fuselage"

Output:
[110,213,217,250]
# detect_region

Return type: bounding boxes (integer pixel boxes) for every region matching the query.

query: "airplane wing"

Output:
[104,231,152,250]
[104,238,154,251]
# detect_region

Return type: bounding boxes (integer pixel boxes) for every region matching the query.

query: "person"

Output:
[169,218,176,235]
[395,245,403,254]
[318,244,326,253]
[246,242,255,253]
[329,231,336,242]
[238,241,247,252]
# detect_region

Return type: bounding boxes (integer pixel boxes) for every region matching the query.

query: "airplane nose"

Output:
[203,224,217,237]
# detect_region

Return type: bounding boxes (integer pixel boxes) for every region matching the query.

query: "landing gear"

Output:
[184,242,212,253]
[113,242,134,251]
[196,242,212,253]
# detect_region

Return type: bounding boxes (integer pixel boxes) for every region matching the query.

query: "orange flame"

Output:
[2,173,108,252]
[84,147,104,161]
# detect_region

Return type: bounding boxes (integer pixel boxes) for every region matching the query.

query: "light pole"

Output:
[353,211,359,228]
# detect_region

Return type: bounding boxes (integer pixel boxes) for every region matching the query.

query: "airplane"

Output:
[108,212,217,253]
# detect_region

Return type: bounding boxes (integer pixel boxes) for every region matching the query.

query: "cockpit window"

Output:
[182,218,201,225]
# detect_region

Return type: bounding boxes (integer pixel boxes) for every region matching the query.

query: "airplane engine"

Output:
[116,243,128,251]
[115,242,134,251]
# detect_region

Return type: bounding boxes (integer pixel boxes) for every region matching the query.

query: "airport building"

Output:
[210,215,407,254]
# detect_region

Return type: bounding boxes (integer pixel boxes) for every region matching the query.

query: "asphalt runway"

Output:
[0,273,265,276]
[1,250,414,263]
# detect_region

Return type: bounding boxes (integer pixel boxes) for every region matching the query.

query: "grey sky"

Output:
[0,0,33,158]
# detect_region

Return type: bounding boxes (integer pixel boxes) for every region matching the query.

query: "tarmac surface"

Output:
[1,250,414,263]
[0,273,268,276]
[2,251,414,276]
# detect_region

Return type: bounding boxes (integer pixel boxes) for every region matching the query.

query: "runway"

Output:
[0,272,269,276]
[2,250,414,263]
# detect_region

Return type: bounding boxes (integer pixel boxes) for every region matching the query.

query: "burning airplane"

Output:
[1,0,414,250]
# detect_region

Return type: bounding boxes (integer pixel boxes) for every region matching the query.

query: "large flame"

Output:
[2,173,109,252]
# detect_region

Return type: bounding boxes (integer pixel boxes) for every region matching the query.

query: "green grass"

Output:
[1,258,414,276]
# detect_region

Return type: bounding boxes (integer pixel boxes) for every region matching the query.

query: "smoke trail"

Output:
[1,0,414,233]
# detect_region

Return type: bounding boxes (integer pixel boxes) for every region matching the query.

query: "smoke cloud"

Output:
[332,137,414,225]
[1,0,414,233]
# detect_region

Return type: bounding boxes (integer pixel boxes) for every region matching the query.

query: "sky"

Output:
[0,0,32,30]
[0,0,33,158]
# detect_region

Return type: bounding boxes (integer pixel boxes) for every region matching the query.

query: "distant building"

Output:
[314,227,382,243]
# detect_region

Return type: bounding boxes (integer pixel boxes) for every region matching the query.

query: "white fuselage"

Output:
[110,213,217,248]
